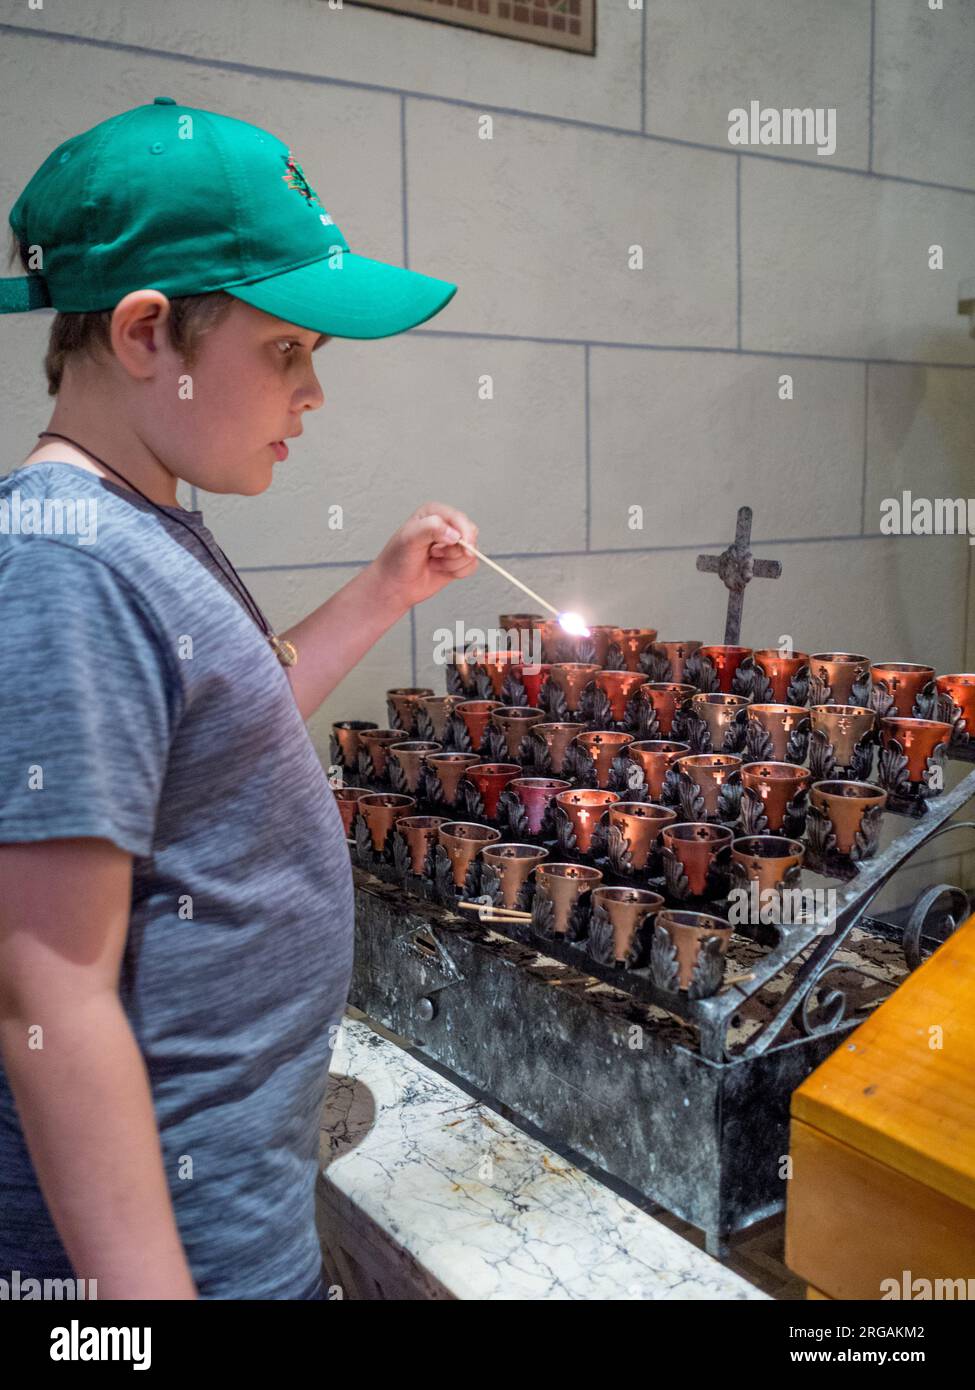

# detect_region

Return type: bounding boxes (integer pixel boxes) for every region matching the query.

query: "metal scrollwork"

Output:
[786,667,810,707]
[688,936,728,1000]
[587,900,616,967]
[353,812,374,867]
[901,883,970,972]
[392,830,413,880]
[605,823,634,875]
[650,923,682,992]
[660,846,691,900]
[738,786,769,835]
[715,776,743,824]
[590,686,614,729]
[744,719,775,764]
[554,804,578,857]
[432,843,457,906]
[676,770,707,822]
[723,709,750,753]
[501,670,528,706]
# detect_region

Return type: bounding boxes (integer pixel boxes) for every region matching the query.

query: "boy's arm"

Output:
[0,837,198,1300]
[280,500,478,722]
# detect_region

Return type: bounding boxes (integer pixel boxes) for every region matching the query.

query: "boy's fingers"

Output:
[431,554,478,576]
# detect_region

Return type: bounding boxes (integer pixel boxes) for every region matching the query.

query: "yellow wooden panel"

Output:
[786,1119,975,1299]
[792,912,975,1208]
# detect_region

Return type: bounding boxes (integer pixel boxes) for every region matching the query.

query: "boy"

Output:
[0,98,477,1299]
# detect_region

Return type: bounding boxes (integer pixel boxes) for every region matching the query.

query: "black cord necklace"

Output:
[36,432,298,667]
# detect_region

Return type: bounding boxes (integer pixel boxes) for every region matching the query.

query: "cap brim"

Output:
[227,251,457,340]
[0,274,53,313]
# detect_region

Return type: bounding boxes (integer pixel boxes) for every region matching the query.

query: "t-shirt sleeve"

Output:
[0,539,184,857]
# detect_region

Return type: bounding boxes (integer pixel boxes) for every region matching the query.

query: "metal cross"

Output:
[696,506,782,645]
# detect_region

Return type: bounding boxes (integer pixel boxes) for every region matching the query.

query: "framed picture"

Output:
[346,0,596,56]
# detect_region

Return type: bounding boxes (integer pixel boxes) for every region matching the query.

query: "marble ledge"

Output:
[318,1014,767,1301]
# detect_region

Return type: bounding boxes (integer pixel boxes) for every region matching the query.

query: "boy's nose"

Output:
[296,377,325,411]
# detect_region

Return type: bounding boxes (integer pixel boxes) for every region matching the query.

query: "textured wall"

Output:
[2,0,973,907]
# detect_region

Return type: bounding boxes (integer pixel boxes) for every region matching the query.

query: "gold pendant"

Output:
[269,634,298,667]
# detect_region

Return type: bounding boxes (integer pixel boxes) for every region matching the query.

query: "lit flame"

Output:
[558,610,590,637]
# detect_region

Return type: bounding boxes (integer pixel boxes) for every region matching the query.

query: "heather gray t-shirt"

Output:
[0,461,355,1299]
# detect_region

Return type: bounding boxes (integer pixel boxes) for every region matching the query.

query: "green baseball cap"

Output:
[0,96,458,339]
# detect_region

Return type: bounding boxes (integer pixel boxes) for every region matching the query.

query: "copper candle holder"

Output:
[687,692,749,753]
[435,821,502,894]
[697,645,753,694]
[636,682,696,739]
[357,728,405,782]
[608,626,659,672]
[510,660,551,709]
[808,704,877,780]
[607,801,677,872]
[418,693,465,742]
[332,786,371,837]
[356,792,416,855]
[744,703,810,764]
[878,716,952,802]
[869,663,935,719]
[388,740,442,795]
[731,835,805,899]
[499,611,544,628]
[386,686,435,734]
[330,720,378,774]
[490,705,546,761]
[808,652,871,707]
[670,753,743,823]
[463,762,522,821]
[585,626,617,669]
[504,777,571,837]
[425,752,482,809]
[659,823,733,899]
[651,909,732,997]
[477,648,524,700]
[532,862,603,937]
[589,886,664,968]
[550,624,616,668]
[499,613,545,664]
[526,721,586,776]
[547,663,600,718]
[645,640,703,684]
[592,669,649,725]
[573,730,636,789]
[747,649,810,704]
[539,619,565,664]
[479,842,549,910]
[554,788,619,856]
[934,674,975,747]
[740,761,811,836]
[394,815,449,878]
[807,781,886,860]
[455,699,503,755]
[626,740,690,800]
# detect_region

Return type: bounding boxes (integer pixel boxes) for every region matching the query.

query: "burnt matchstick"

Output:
[455,901,533,921]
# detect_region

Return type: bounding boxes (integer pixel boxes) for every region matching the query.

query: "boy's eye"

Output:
[276,339,303,357]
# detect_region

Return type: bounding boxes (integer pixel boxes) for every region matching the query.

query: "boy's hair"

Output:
[7,231,237,396]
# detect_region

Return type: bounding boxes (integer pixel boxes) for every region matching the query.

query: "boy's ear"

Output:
[108,291,171,375]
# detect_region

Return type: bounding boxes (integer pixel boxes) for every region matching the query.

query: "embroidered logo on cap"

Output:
[281,152,333,225]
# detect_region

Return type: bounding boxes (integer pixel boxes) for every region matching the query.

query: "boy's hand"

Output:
[371,501,479,608]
